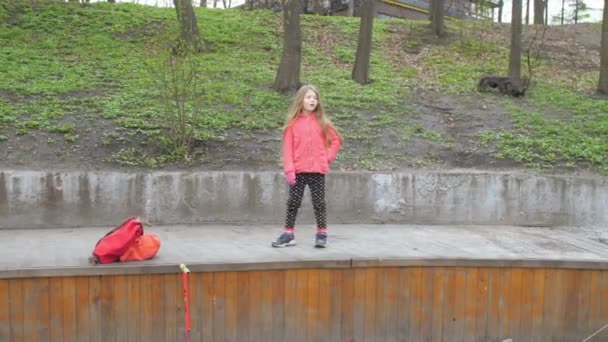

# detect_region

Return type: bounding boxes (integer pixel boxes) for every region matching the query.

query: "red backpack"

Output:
[90,217,145,264]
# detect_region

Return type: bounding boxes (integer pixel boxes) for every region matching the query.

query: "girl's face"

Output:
[301,90,318,114]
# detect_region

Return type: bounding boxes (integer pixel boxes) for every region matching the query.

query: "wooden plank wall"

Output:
[1,267,608,341]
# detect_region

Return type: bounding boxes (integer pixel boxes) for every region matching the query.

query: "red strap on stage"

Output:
[180,264,192,342]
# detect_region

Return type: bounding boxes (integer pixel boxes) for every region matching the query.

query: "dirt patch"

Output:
[383,22,453,59]
[383,22,449,91]
[0,114,117,170]
[314,28,338,55]
[55,89,105,100]
[383,23,418,67]
[309,25,353,68]
[407,89,518,169]
[0,90,21,102]
[114,20,169,42]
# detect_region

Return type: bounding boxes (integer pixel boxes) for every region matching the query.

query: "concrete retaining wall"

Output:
[0,170,607,229]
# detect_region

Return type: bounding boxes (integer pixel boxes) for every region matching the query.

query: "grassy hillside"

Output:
[0,1,607,173]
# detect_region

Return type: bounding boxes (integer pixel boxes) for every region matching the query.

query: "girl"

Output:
[271,85,342,248]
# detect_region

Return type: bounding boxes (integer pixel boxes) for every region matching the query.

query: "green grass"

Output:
[433,21,608,172]
[1,2,413,166]
[0,2,606,172]
[480,84,608,170]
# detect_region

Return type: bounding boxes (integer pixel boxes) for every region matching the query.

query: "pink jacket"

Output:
[283,113,341,174]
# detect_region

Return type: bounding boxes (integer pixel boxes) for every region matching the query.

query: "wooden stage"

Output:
[2,224,608,341]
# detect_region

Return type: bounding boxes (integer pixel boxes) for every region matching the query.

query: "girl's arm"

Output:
[283,126,295,173]
[326,125,342,163]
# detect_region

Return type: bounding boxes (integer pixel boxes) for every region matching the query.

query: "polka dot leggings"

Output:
[285,173,326,229]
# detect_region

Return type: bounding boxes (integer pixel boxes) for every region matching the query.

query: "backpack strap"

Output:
[93,216,141,248]
[88,255,100,265]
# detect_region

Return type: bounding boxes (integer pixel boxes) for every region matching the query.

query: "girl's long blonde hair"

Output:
[283,85,342,147]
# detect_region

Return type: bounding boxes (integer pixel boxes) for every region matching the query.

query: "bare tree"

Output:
[599,0,608,94]
[534,0,546,24]
[352,0,376,84]
[147,47,207,157]
[273,0,302,92]
[174,0,204,53]
[430,0,445,37]
[509,0,523,90]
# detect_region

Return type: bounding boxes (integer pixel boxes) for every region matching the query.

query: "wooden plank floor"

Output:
[2,224,608,278]
[2,267,608,341]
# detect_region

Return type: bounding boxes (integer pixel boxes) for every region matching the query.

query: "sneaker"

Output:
[314,233,327,248]
[272,232,296,248]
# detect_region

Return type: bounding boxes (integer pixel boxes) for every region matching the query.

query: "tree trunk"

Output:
[561,0,565,24]
[509,0,523,90]
[525,0,530,24]
[498,0,503,22]
[174,0,204,53]
[533,0,544,24]
[598,0,608,94]
[431,0,444,37]
[302,0,309,13]
[200,0,207,7]
[574,0,579,24]
[353,0,363,16]
[273,0,302,93]
[352,0,375,84]
[347,0,354,16]
[107,0,116,3]
[213,0,218,7]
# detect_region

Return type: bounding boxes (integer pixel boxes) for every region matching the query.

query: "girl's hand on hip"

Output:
[285,172,296,186]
